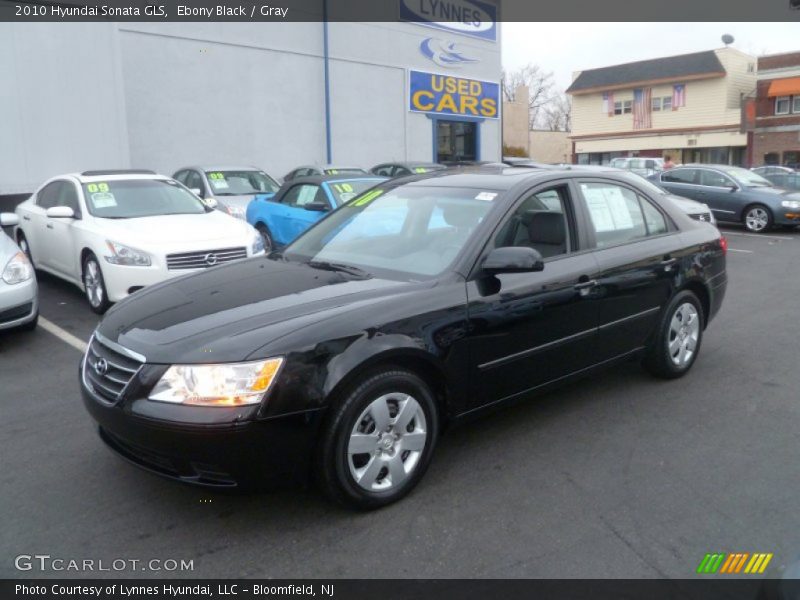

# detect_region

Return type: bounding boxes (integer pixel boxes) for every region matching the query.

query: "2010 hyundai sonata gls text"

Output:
[80,168,727,509]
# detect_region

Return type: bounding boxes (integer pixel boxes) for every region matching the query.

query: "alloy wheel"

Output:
[745,207,769,232]
[668,302,699,368]
[347,392,428,492]
[84,260,104,308]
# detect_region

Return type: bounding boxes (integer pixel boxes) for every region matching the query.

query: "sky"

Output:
[502,23,800,93]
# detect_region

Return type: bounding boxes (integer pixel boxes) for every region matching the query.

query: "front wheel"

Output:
[315,369,439,510]
[743,204,773,233]
[643,290,704,379]
[256,224,273,253]
[83,253,111,314]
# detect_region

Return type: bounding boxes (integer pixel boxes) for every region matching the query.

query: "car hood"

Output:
[95,211,254,246]
[98,257,421,363]
[215,195,261,210]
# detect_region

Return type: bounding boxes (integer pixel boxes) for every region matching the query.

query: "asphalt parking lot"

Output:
[1,223,799,579]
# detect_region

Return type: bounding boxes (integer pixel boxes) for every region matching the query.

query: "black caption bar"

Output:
[4,579,800,600]
[1,0,800,22]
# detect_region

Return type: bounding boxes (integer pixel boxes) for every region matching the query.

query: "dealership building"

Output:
[0,12,501,197]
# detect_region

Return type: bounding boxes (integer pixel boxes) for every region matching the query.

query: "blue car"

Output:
[246,175,387,250]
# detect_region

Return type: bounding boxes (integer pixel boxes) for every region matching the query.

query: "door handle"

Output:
[46,223,54,229]
[23,216,30,221]
[574,279,598,296]
[660,256,677,271]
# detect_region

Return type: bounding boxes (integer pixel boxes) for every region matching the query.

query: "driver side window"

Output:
[37,182,61,209]
[494,186,572,259]
[282,184,320,208]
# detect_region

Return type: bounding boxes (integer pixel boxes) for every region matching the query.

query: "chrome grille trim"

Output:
[166,247,247,270]
[82,334,145,405]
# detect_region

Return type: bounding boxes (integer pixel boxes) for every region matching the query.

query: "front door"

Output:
[437,120,477,163]
[466,182,600,410]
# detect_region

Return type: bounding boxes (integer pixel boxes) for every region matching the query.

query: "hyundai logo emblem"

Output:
[204,253,218,266]
[94,358,108,376]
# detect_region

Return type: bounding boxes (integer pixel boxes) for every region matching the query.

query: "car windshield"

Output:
[205,170,279,195]
[284,185,498,279]
[82,179,208,218]
[722,167,773,187]
[323,168,367,176]
[326,179,383,205]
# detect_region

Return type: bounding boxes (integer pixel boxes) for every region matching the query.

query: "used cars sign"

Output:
[409,70,499,119]
[399,0,498,42]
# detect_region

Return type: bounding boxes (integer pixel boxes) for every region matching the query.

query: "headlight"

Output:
[226,205,245,219]
[148,358,283,407]
[781,200,800,209]
[2,251,33,284]
[252,231,265,255]
[105,241,152,266]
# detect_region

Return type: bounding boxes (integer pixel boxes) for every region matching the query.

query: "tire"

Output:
[643,290,704,379]
[742,204,773,233]
[256,224,274,253]
[82,253,111,314]
[17,232,33,264]
[315,368,439,510]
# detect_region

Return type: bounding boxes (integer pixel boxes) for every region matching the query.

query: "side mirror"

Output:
[304,202,330,212]
[190,188,203,197]
[483,246,544,274]
[728,184,739,192]
[46,206,75,219]
[0,213,19,227]
[202,197,218,209]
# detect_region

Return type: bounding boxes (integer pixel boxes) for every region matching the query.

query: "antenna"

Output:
[722,34,735,46]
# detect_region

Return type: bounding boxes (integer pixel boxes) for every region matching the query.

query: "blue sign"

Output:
[399,0,498,42]
[409,70,499,119]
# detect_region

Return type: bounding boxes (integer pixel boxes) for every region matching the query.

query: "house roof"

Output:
[566,50,726,94]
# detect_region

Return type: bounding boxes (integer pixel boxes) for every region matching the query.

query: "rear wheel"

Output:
[82,253,111,314]
[743,204,773,233]
[315,368,439,510]
[643,290,704,379]
[256,224,273,253]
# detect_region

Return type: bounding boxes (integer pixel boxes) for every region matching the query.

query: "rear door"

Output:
[575,179,684,359]
[466,180,601,409]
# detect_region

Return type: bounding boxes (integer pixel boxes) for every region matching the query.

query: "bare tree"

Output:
[540,93,572,132]
[501,64,555,130]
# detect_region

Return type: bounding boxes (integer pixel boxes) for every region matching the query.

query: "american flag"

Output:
[672,84,686,108]
[633,88,652,129]
[602,91,614,116]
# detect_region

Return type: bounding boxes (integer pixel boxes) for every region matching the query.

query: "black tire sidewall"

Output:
[320,369,439,509]
[646,290,704,378]
[83,253,110,314]
[18,233,32,263]
[256,224,273,252]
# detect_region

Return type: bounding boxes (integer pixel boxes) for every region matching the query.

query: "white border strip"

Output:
[39,317,88,353]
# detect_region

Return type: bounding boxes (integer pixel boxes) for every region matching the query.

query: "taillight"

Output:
[719,236,728,255]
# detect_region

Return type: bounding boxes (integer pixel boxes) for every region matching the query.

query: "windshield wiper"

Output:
[307,260,372,279]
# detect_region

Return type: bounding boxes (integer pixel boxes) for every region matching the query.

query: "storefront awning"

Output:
[768,77,800,97]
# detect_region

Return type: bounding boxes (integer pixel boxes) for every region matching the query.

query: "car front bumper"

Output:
[100,262,206,303]
[79,360,322,488]
[0,275,38,330]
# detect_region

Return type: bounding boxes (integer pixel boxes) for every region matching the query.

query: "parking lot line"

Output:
[727,248,754,253]
[723,231,794,241]
[39,317,88,353]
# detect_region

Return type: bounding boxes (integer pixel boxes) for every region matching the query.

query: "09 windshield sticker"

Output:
[414,167,428,173]
[86,183,109,194]
[208,172,229,189]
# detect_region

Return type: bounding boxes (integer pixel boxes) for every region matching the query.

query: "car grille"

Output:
[83,334,144,404]
[0,302,33,324]
[166,247,247,270]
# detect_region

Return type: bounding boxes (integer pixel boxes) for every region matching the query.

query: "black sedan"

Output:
[80,168,727,509]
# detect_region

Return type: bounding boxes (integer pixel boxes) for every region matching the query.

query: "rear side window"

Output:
[700,170,733,188]
[662,169,697,184]
[578,182,667,248]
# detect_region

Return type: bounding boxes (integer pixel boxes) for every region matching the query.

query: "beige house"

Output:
[502,85,571,163]
[567,47,756,166]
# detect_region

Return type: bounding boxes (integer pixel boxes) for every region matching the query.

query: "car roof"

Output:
[398,165,629,190]
[64,171,171,184]
[181,165,263,172]
[281,174,386,186]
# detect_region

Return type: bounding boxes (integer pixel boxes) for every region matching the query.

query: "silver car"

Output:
[0,213,37,331]
[172,166,280,220]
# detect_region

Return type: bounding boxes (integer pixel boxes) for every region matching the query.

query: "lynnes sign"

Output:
[399,0,497,42]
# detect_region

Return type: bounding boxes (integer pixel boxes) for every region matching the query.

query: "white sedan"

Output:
[14,170,264,313]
